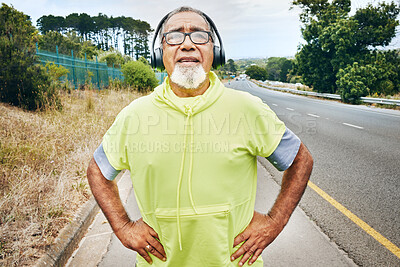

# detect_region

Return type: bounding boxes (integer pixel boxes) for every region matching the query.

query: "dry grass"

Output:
[0,87,144,266]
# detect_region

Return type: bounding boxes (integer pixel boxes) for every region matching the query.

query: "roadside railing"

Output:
[254,81,400,106]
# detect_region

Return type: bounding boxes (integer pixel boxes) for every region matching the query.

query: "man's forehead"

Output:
[164,12,209,32]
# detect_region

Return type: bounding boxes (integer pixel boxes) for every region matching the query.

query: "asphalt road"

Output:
[227,79,400,266]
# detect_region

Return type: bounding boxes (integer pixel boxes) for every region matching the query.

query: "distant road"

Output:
[227,79,400,266]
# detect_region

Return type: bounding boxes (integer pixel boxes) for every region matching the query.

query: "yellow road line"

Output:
[307,180,400,259]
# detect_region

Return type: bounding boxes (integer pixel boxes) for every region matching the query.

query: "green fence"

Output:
[36,44,124,89]
[155,72,168,84]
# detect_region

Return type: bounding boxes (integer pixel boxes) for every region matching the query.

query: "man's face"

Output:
[162,12,214,78]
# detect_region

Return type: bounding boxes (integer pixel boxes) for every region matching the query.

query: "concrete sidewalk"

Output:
[66,160,356,267]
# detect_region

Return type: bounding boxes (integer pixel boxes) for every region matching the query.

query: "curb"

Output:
[34,198,99,267]
[35,171,124,267]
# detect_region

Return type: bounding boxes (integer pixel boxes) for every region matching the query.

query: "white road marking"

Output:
[286,108,295,111]
[260,86,400,119]
[272,104,278,106]
[307,113,320,118]
[343,123,364,129]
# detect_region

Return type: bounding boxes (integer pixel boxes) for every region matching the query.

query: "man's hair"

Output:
[158,6,215,46]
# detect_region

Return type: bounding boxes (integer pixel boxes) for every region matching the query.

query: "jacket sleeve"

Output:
[98,108,133,176]
[93,143,121,181]
[266,127,301,171]
[246,95,286,158]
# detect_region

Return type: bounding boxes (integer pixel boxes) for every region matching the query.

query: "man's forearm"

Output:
[87,158,167,263]
[231,142,313,265]
[268,142,313,228]
[87,158,130,233]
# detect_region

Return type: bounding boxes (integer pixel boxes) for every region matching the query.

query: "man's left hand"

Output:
[231,211,283,266]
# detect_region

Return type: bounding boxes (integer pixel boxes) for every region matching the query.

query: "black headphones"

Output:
[150,10,225,70]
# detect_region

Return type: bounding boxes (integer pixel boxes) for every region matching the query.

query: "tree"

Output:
[38,30,99,59]
[293,0,352,93]
[362,50,400,96]
[37,15,65,33]
[0,4,61,110]
[131,20,152,60]
[65,13,79,33]
[77,13,94,41]
[37,13,153,59]
[93,13,110,50]
[280,59,294,82]
[98,50,125,68]
[225,59,237,74]
[217,58,237,77]
[263,57,294,82]
[293,0,400,101]
[245,65,268,81]
[353,3,400,47]
[38,30,80,54]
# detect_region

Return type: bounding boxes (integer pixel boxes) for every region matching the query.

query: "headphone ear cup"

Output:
[151,47,156,68]
[213,46,220,69]
[154,47,164,71]
[212,45,225,69]
[219,45,225,68]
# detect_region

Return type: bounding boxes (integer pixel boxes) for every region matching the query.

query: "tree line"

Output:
[37,13,152,59]
[245,0,400,103]
[244,57,298,84]
[293,0,400,103]
[1,4,159,111]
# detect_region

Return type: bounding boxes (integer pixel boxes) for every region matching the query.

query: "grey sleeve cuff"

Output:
[93,143,121,181]
[267,128,301,171]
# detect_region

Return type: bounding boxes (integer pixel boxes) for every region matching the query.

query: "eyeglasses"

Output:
[163,31,212,45]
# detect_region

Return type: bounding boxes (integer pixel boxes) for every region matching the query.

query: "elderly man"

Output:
[87,6,313,267]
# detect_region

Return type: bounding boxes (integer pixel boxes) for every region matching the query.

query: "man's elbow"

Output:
[292,142,313,177]
[87,158,95,178]
[87,157,103,186]
[302,143,314,171]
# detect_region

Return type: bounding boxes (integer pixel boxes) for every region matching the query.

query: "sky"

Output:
[4,0,400,59]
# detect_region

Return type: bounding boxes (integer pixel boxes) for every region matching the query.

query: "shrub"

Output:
[24,65,62,110]
[121,60,159,91]
[336,62,373,104]
[44,61,69,82]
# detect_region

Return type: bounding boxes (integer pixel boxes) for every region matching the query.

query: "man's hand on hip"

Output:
[115,218,167,264]
[231,143,313,266]
[87,159,167,264]
[231,211,283,266]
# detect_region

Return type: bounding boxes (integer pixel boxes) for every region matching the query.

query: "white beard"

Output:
[170,64,207,90]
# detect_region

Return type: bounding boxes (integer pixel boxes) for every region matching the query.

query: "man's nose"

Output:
[180,34,195,50]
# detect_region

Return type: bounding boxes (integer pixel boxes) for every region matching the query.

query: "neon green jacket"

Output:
[102,72,286,266]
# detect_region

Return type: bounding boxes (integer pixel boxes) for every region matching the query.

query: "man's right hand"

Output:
[115,218,167,264]
[87,158,166,264]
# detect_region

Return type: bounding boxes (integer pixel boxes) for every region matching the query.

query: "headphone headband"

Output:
[150,9,225,71]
